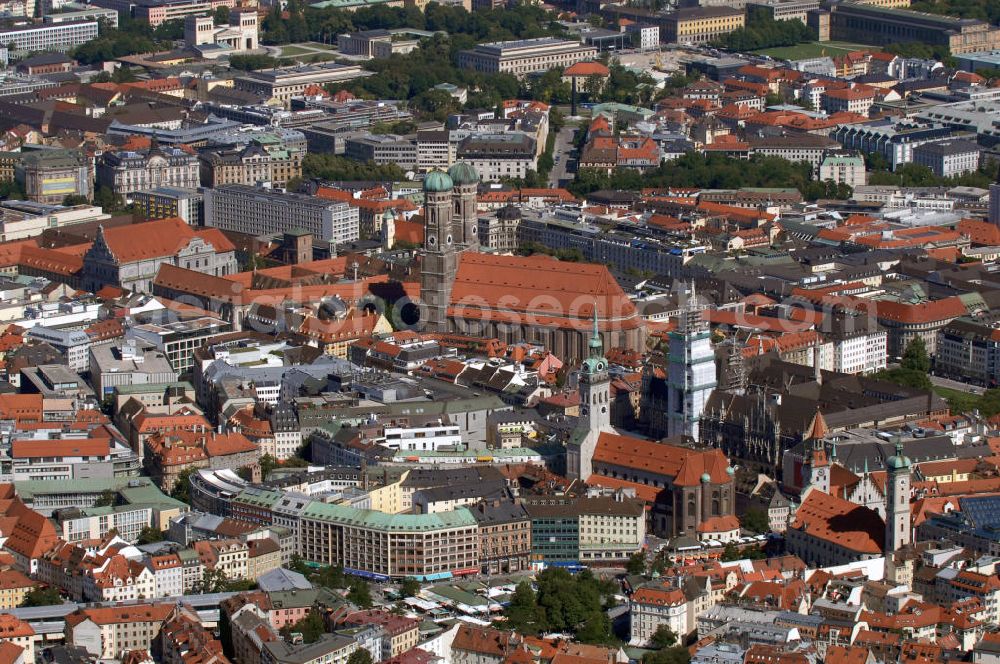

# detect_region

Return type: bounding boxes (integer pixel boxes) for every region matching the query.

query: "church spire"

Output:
[589,303,602,358]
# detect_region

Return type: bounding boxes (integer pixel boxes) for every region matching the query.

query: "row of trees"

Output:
[569,153,853,201]
[261,2,564,47]
[714,11,814,52]
[909,0,1000,24]
[302,154,408,182]
[71,15,191,65]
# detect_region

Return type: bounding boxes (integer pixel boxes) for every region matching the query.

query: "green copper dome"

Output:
[886,440,911,470]
[423,170,453,192]
[701,473,711,483]
[448,162,479,186]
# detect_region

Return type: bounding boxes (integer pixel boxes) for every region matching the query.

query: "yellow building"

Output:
[0,569,33,609]
[663,7,745,45]
[367,471,408,514]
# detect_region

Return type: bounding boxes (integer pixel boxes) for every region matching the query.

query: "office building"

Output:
[131,187,204,225]
[626,23,660,49]
[94,0,238,27]
[204,184,360,248]
[829,2,1000,55]
[912,139,980,177]
[0,201,109,242]
[457,37,598,76]
[831,121,955,170]
[43,4,118,26]
[128,317,232,374]
[97,146,200,201]
[344,135,418,171]
[89,339,179,396]
[298,502,480,580]
[746,0,819,22]
[0,20,98,54]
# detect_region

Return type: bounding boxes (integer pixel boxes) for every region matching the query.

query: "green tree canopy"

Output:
[347,578,373,608]
[740,508,770,535]
[399,577,421,599]
[21,586,62,607]
[348,650,374,664]
[649,625,678,649]
[901,337,931,373]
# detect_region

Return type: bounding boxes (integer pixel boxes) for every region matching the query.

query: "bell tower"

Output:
[885,439,912,553]
[567,308,610,481]
[420,170,457,333]
[448,162,480,251]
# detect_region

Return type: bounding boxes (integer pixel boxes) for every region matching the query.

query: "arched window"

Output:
[687,501,695,517]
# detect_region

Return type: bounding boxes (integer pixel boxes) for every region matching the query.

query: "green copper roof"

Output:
[448,162,479,186]
[301,502,477,532]
[423,169,453,192]
[886,441,911,470]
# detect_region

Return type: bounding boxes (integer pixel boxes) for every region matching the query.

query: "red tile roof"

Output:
[790,489,884,555]
[565,61,610,77]
[593,432,732,485]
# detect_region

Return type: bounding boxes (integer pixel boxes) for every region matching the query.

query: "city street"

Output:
[930,374,986,395]
[549,124,577,187]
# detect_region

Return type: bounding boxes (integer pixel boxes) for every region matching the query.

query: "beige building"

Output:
[298,502,480,579]
[577,495,647,563]
[0,569,33,609]
[66,604,174,660]
[247,538,282,579]
[233,62,370,107]
[662,7,745,45]
[458,37,598,77]
[819,151,867,188]
[199,141,304,189]
[194,538,249,581]
[629,586,689,646]
[0,614,34,662]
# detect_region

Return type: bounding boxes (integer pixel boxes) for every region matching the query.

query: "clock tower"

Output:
[567,309,610,481]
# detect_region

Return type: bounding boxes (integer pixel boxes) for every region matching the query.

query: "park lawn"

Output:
[280,45,313,56]
[933,385,981,414]
[306,42,336,50]
[753,41,880,60]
